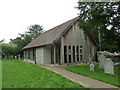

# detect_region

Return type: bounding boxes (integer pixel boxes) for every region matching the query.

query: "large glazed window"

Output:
[73,46,75,62]
[68,46,71,63]
[33,49,36,60]
[76,46,79,62]
[80,46,83,61]
[28,50,31,59]
[64,46,67,63]
[63,46,83,64]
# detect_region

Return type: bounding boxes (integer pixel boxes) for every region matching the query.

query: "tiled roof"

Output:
[23,17,98,49]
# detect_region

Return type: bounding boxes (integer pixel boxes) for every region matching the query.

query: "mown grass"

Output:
[64,64,120,87]
[2,60,84,88]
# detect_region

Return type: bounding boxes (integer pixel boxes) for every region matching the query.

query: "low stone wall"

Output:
[111,56,120,63]
[97,51,120,63]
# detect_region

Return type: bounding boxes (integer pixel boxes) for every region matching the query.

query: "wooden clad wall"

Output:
[60,21,97,64]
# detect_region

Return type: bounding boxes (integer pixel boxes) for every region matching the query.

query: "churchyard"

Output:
[2,51,120,88]
[64,52,120,87]
[64,64,119,86]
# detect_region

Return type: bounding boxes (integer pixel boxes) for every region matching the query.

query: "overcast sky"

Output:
[0,0,79,43]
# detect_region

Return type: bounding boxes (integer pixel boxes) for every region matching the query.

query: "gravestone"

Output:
[98,54,106,69]
[104,58,114,75]
[18,54,20,60]
[89,62,95,71]
[15,56,17,59]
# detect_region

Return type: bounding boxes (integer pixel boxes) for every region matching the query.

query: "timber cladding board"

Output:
[62,21,97,62]
[63,22,84,46]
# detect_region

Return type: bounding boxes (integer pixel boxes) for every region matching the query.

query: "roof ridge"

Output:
[41,17,78,35]
[23,17,79,49]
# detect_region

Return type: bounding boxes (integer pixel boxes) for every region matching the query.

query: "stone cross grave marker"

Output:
[104,58,114,75]
[89,62,95,71]
[98,54,106,69]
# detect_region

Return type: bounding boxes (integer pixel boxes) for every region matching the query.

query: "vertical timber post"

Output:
[60,37,64,65]
[67,46,69,64]
[75,46,77,63]
[71,46,73,63]
[23,51,25,60]
[26,51,28,60]
[54,44,56,64]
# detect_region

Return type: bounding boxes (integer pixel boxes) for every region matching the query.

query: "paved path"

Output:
[38,64,119,89]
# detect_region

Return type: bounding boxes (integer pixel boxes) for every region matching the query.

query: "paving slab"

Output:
[38,64,119,89]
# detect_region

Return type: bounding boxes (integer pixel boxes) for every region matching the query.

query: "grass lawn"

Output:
[64,64,120,87]
[2,60,84,88]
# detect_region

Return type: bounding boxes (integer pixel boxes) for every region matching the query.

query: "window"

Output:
[80,55,82,61]
[24,51,27,59]
[80,46,83,61]
[80,46,82,54]
[73,46,75,62]
[77,46,79,62]
[33,49,36,60]
[64,46,67,63]
[68,46,71,63]
[68,46,71,55]
[28,51,30,59]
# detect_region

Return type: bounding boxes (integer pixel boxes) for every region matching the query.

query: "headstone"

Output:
[15,56,17,59]
[18,54,20,60]
[98,54,106,69]
[89,62,95,71]
[104,58,114,75]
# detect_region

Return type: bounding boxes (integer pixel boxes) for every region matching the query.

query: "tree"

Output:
[77,2,120,52]
[27,24,43,39]
[0,39,5,43]
[1,43,16,59]
[10,24,44,57]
